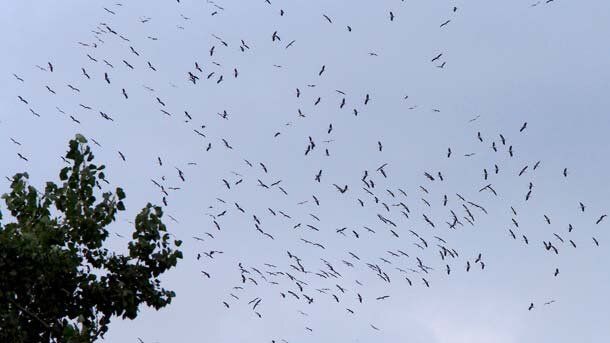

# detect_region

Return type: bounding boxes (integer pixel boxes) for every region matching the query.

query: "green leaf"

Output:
[74,133,87,143]
[116,188,125,200]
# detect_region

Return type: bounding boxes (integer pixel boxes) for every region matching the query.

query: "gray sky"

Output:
[2,1,610,342]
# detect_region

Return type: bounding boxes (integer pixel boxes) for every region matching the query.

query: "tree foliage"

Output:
[0,134,183,342]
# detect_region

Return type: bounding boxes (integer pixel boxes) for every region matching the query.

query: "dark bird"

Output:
[596,215,607,225]
[431,53,443,62]
[333,184,348,193]
[122,60,134,69]
[520,122,527,132]
[221,139,233,149]
[318,65,326,76]
[519,165,528,176]
[315,170,322,182]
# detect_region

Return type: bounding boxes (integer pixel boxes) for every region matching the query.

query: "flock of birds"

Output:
[6,0,605,341]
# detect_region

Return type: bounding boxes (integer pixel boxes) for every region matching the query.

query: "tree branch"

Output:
[8,298,52,330]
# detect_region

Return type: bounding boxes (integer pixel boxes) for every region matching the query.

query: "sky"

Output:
[2,0,610,342]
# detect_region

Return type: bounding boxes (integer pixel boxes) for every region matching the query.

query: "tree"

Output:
[0,134,183,342]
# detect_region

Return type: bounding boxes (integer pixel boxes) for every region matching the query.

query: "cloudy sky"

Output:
[2,0,610,342]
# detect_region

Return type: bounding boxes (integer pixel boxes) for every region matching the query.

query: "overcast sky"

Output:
[2,1,610,342]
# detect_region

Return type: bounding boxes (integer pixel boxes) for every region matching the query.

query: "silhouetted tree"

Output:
[0,134,182,342]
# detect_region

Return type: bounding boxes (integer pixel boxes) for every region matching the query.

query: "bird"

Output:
[596,215,607,225]
[431,53,443,62]
[318,65,326,76]
[315,170,322,182]
[333,184,348,193]
[122,60,134,69]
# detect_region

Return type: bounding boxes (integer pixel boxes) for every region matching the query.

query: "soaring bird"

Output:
[318,65,326,76]
[333,184,348,193]
[520,122,527,132]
